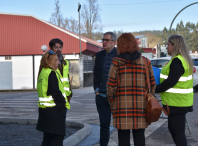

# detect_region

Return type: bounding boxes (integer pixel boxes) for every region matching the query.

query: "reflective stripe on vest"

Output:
[39,102,56,106]
[64,87,70,91]
[61,78,69,82]
[39,93,67,102]
[165,88,193,94]
[160,74,193,81]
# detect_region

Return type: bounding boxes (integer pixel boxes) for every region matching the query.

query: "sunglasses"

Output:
[47,50,55,59]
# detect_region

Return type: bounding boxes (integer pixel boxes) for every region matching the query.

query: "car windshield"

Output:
[151,60,156,66]
[152,59,169,68]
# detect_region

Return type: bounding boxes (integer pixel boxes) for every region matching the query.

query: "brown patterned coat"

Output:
[107,56,156,130]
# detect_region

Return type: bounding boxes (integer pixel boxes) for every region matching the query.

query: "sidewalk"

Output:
[92,92,198,146]
[146,93,198,146]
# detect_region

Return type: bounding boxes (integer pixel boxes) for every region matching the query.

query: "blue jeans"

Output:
[65,108,67,115]
[95,95,111,146]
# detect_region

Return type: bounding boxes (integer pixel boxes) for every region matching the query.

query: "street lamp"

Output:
[41,45,48,54]
[169,2,198,35]
[78,3,83,87]
[78,3,81,55]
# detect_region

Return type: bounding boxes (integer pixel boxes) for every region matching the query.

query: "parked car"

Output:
[151,57,198,90]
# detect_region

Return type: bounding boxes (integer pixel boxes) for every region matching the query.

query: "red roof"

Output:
[143,48,156,54]
[0,13,102,56]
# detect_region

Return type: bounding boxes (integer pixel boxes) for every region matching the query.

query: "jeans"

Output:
[95,95,111,146]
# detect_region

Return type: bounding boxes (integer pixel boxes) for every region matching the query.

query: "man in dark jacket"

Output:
[93,32,117,146]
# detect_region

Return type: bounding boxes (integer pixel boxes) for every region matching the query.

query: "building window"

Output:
[5,56,12,60]
[83,60,94,72]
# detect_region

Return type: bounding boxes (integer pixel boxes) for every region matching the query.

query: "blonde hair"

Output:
[40,52,57,68]
[37,52,58,78]
[168,35,193,74]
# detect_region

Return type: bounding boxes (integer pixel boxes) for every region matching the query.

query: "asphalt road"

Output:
[0,88,198,146]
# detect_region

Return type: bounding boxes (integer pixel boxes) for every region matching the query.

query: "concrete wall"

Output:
[69,59,80,87]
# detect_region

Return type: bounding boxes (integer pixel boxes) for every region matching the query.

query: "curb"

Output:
[64,121,92,146]
[0,118,92,146]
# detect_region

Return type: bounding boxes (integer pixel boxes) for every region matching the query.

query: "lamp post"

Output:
[78,3,81,55]
[169,2,198,35]
[78,3,83,87]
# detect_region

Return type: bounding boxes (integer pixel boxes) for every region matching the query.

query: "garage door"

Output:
[0,61,13,89]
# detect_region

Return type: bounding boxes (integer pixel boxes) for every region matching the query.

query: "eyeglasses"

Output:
[47,50,55,59]
[101,39,114,42]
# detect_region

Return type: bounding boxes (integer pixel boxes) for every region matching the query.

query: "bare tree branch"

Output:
[50,0,63,27]
[81,0,101,39]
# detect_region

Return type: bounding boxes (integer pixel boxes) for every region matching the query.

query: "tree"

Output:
[62,17,79,33]
[81,0,101,39]
[50,0,63,27]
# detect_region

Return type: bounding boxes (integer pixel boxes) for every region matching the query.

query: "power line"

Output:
[101,0,184,6]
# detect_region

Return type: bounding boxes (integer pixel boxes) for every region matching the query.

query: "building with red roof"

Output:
[0,12,103,89]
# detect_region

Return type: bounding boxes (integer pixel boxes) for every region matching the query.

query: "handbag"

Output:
[143,57,170,124]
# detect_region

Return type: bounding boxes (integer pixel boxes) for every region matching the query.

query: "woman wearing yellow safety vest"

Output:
[155,35,193,146]
[36,50,70,146]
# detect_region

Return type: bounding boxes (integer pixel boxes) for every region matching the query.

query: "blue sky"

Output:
[1,0,198,32]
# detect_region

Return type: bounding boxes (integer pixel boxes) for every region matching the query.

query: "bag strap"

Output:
[143,57,151,93]
[143,57,170,116]
[158,99,170,115]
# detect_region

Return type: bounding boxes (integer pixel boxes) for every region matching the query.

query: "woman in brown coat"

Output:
[107,33,156,146]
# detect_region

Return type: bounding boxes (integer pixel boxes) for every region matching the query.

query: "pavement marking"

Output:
[0,106,37,108]
[3,99,38,101]
[0,101,38,103]
[73,99,95,100]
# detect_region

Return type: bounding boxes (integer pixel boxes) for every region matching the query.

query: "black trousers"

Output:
[95,95,111,146]
[118,129,145,146]
[168,113,187,146]
[42,132,64,146]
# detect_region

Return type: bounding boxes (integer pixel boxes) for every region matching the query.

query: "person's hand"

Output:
[70,76,73,85]
[96,91,99,95]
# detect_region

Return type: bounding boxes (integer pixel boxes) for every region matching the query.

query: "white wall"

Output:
[0,56,5,61]
[34,55,42,89]
[12,56,33,89]
[0,54,80,90]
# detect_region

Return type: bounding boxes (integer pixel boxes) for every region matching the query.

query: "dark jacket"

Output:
[36,71,66,136]
[93,47,117,91]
